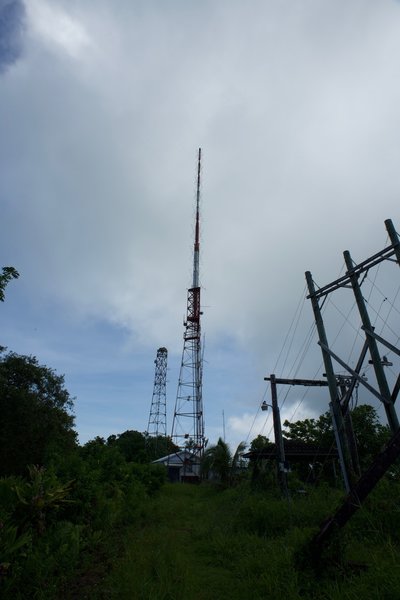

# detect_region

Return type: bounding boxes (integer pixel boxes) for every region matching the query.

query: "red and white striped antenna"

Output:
[171,148,205,470]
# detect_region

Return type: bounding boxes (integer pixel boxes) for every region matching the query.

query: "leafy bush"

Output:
[0,348,167,597]
[0,444,166,598]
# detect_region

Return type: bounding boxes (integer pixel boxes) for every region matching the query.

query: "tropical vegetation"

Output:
[98,478,400,599]
[1,267,399,598]
[200,437,246,485]
[0,349,166,598]
[0,266,19,302]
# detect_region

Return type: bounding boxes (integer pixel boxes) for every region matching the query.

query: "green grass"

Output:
[93,481,400,600]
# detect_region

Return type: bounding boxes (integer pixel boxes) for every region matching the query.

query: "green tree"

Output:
[248,434,276,489]
[0,267,19,302]
[283,404,390,471]
[107,430,147,463]
[145,435,178,461]
[106,430,178,463]
[0,351,77,476]
[283,412,333,447]
[351,404,390,467]
[249,434,272,453]
[201,438,246,485]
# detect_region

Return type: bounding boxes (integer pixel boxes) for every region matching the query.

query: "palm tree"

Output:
[201,438,246,485]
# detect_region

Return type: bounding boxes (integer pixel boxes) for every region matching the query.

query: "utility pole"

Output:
[264,376,333,496]
[305,272,353,492]
[336,375,361,478]
[270,374,288,498]
[344,249,399,434]
[305,218,400,559]
[304,219,400,446]
[385,218,400,265]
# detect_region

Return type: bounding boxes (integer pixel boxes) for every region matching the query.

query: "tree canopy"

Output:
[283,412,333,447]
[0,266,19,302]
[82,430,178,464]
[0,350,77,475]
[247,404,392,487]
[349,404,390,465]
[249,434,272,453]
[283,404,390,469]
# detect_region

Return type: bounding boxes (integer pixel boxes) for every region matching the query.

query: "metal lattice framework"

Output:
[305,218,400,558]
[171,149,205,457]
[147,347,168,439]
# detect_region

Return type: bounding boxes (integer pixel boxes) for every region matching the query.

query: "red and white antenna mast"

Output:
[171,149,205,459]
[193,148,201,288]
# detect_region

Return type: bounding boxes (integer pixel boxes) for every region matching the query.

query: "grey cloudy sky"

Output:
[1,0,400,447]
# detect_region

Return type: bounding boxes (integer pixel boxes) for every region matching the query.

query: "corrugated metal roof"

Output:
[152,449,197,465]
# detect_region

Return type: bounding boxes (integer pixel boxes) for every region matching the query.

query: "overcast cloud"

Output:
[0,0,25,72]
[1,0,400,447]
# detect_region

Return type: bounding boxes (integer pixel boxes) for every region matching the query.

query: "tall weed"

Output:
[102,479,400,600]
[0,448,166,599]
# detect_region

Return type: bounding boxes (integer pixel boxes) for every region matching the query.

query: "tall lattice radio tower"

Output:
[147,347,168,442]
[171,148,205,457]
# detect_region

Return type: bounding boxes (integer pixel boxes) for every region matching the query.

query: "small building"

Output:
[153,449,201,483]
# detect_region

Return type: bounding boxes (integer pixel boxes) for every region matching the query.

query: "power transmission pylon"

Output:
[147,347,168,455]
[171,149,205,463]
[305,218,400,559]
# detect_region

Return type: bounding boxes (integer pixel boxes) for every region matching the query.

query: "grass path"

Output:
[98,483,279,600]
[92,481,400,600]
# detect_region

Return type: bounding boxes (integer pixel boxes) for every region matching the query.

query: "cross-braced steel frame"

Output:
[147,347,168,440]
